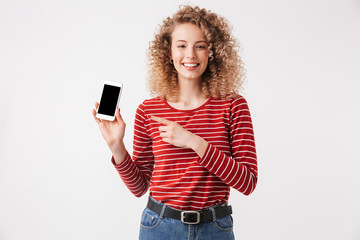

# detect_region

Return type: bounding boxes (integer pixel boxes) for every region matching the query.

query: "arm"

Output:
[93,101,154,198]
[112,104,154,198]
[92,102,128,164]
[197,97,258,195]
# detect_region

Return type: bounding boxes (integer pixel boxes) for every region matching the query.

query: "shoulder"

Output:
[137,97,163,110]
[134,97,162,121]
[230,94,249,108]
[210,94,248,108]
[224,94,246,102]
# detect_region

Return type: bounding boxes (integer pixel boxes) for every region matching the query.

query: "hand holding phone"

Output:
[96,81,123,121]
[92,81,127,162]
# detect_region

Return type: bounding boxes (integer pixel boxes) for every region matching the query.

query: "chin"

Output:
[183,75,202,81]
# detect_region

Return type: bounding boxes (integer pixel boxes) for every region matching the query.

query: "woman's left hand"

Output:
[150,115,197,149]
[150,115,208,157]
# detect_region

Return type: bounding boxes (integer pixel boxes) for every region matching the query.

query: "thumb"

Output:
[115,108,124,124]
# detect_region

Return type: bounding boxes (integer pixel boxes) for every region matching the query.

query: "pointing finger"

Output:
[150,115,172,125]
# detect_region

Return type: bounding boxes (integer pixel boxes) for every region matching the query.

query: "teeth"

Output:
[183,63,198,67]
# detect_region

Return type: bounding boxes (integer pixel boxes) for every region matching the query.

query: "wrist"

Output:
[110,141,127,165]
[189,134,208,158]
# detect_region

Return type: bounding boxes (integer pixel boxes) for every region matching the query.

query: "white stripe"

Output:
[154,151,196,158]
[233,150,257,155]
[223,159,235,182]
[151,185,227,189]
[228,161,240,186]
[214,154,226,176]
[151,178,225,183]
[231,137,255,143]
[152,190,226,194]
[152,173,219,179]
[133,149,153,154]
[208,150,221,173]
[133,138,151,144]
[219,157,231,179]
[134,123,146,130]
[238,166,248,190]
[204,148,216,169]
[151,193,227,200]
[243,171,252,193]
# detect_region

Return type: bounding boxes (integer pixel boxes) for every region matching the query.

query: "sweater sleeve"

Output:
[112,103,154,198]
[198,96,258,195]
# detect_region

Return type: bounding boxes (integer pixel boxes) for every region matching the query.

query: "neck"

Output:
[177,77,203,103]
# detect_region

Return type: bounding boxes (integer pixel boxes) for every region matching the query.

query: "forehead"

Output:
[171,23,207,42]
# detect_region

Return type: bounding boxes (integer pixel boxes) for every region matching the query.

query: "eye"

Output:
[177,45,186,48]
[196,45,206,49]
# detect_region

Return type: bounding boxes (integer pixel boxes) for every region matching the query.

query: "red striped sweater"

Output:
[112,95,257,211]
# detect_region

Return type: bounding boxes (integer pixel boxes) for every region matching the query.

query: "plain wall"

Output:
[1,0,360,239]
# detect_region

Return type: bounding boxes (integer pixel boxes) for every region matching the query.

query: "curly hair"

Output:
[147,5,246,101]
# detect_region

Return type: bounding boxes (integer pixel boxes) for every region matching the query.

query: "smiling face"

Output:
[170,23,209,83]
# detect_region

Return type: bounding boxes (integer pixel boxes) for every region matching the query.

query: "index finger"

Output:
[150,115,172,125]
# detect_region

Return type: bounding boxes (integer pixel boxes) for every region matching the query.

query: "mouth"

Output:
[182,62,200,70]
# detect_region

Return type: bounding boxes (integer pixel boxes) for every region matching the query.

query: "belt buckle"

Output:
[181,211,200,224]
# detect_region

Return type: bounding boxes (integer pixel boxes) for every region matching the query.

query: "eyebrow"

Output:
[176,40,208,44]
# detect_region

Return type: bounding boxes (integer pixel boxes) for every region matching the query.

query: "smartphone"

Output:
[96,81,123,121]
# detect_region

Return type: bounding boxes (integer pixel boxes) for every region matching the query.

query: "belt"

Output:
[146,197,232,225]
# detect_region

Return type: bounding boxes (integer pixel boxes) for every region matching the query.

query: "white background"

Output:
[1,0,359,239]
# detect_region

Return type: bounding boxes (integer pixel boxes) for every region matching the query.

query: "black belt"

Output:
[147,197,232,225]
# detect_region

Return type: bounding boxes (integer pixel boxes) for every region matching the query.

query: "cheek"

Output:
[200,54,209,67]
[202,50,210,60]
[171,50,182,61]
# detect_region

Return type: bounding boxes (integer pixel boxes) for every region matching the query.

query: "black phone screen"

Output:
[97,84,121,116]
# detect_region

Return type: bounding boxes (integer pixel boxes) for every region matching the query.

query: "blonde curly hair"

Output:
[147,5,245,101]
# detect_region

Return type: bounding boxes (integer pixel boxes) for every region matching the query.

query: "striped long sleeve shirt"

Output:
[112,95,258,211]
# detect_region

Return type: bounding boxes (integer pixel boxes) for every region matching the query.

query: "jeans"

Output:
[139,198,235,240]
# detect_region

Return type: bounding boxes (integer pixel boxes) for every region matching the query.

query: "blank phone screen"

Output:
[97,84,121,116]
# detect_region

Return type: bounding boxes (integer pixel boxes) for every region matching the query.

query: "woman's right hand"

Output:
[92,102,126,155]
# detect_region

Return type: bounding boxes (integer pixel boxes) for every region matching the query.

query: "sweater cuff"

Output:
[111,152,131,170]
[198,144,225,174]
[198,143,214,166]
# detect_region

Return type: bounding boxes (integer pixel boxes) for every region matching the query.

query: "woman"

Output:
[92,5,257,240]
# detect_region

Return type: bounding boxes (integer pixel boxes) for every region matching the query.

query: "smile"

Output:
[182,63,200,69]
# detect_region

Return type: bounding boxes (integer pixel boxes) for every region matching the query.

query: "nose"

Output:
[186,47,196,59]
